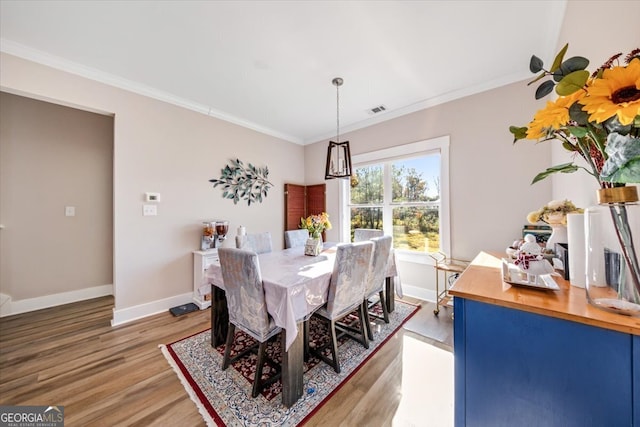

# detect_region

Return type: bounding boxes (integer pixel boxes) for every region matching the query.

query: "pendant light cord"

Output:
[336,82,340,144]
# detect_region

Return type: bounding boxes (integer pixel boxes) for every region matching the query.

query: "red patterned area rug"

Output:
[160,300,419,426]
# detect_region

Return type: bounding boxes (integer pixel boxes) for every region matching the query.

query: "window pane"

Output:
[391,155,440,203]
[350,165,383,204]
[392,206,440,252]
[350,207,382,241]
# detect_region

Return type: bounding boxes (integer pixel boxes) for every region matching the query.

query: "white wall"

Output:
[0,53,305,322]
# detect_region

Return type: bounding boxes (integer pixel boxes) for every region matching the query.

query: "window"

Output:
[341,137,450,263]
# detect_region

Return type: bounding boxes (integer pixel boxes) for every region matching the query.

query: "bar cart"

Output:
[429,252,469,315]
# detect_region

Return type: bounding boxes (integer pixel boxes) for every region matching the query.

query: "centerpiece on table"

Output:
[300,212,332,256]
[526,199,583,251]
[510,44,640,316]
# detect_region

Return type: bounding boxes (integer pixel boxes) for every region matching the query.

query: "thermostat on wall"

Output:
[145,192,161,202]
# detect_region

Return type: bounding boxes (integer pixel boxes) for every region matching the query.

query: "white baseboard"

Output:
[400,283,436,304]
[0,285,113,317]
[111,292,193,327]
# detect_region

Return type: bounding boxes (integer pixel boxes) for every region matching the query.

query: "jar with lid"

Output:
[202,221,215,250]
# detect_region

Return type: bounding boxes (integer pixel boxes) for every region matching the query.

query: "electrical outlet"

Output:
[143,205,157,216]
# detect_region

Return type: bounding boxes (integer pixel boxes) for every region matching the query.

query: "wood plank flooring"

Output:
[0,296,452,426]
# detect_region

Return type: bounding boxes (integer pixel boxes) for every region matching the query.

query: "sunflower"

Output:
[525,90,585,139]
[582,58,640,125]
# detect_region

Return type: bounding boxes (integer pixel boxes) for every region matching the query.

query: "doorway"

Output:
[0,92,114,315]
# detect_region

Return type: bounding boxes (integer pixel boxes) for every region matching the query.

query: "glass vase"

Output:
[585,186,640,316]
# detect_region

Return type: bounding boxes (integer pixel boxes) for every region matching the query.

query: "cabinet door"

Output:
[457,299,633,427]
[202,252,219,269]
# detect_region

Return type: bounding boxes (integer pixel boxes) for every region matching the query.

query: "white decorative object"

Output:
[237,225,246,236]
[304,238,323,256]
[514,234,555,284]
[566,213,586,288]
[546,223,568,251]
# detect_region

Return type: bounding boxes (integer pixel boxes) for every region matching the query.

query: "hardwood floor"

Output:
[0,296,453,426]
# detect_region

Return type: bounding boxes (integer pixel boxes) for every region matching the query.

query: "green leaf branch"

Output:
[209,158,273,206]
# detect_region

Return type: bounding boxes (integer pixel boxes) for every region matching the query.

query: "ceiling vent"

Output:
[368,105,387,115]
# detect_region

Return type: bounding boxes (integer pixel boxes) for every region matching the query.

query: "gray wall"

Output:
[0,92,113,301]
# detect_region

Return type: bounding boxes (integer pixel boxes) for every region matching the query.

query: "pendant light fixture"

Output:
[325,77,352,179]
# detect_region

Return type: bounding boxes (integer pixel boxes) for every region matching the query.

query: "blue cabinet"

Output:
[454,298,638,427]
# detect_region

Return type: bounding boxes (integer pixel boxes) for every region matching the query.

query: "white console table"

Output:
[192,249,219,309]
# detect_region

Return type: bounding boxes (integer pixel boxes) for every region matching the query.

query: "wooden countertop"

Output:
[449,251,640,336]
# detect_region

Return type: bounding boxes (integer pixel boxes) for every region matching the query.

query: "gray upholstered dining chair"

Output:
[353,228,383,242]
[284,229,309,249]
[308,240,373,373]
[235,231,273,254]
[218,248,281,398]
[362,235,392,340]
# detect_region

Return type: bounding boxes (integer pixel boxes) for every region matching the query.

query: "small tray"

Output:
[501,258,560,291]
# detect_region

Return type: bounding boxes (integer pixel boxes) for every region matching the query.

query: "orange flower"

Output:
[526,90,585,139]
[582,58,640,125]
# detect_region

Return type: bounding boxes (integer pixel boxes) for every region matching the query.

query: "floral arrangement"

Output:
[527,199,583,225]
[511,43,640,313]
[509,44,639,186]
[300,212,332,239]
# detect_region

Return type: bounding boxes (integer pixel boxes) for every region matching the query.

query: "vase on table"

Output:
[304,234,323,256]
[545,220,568,252]
[585,187,640,317]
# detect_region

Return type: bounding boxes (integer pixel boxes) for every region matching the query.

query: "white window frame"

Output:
[339,136,450,264]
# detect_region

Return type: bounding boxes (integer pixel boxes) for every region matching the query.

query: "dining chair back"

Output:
[236,232,273,254]
[354,228,383,242]
[308,240,373,373]
[326,241,374,317]
[284,229,309,249]
[362,235,393,339]
[364,235,392,298]
[218,247,281,397]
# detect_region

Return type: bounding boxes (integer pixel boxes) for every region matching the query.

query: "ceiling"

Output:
[0,1,567,145]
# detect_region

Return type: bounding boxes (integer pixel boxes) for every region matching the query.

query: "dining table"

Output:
[204,242,402,407]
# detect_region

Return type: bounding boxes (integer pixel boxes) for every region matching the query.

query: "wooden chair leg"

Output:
[329,320,340,373]
[363,300,374,341]
[379,290,389,323]
[252,342,267,398]
[358,304,370,350]
[222,323,236,370]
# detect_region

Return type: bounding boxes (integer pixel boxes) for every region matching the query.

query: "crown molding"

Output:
[0,38,303,145]
[303,69,532,145]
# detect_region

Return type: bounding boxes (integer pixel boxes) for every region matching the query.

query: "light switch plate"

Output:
[65,206,76,217]
[143,205,157,216]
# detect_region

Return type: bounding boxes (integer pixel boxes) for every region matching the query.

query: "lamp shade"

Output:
[325,140,352,179]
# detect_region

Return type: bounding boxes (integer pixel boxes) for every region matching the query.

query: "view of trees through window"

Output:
[349,154,441,252]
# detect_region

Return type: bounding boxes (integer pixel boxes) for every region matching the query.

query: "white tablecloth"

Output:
[205,244,403,350]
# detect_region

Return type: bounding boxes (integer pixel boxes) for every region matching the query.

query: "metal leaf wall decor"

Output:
[209,158,273,206]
